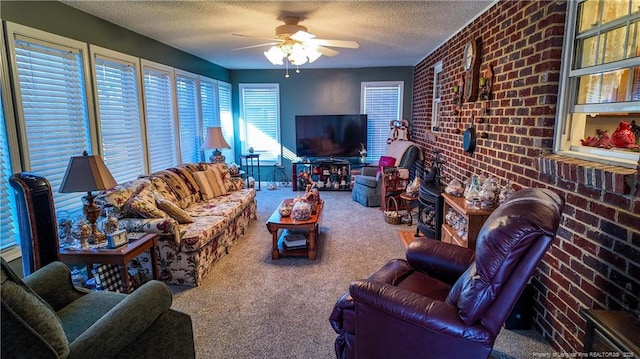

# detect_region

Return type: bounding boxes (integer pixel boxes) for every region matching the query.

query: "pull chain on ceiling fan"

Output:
[232,16,359,77]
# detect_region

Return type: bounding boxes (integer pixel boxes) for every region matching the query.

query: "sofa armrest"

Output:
[23,262,88,311]
[67,280,173,359]
[119,218,180,246]
[405,238,475,285]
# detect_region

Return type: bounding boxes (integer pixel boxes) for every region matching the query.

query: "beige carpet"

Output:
[169,187,553,358]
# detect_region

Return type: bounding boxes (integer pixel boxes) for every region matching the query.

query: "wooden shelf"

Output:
[441,193,495,250]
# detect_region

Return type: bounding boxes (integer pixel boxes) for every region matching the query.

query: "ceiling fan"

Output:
[232,16,359,72]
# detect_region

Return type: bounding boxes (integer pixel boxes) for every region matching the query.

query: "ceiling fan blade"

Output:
[290,30,316,42]
[309,39,360,49]
[317,46,339,57]
[232,33,280,42]
[232,42,280,51]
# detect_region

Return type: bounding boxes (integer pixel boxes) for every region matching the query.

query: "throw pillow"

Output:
[204,168,228,197]
[127,186,168,219]
[378,155,396,174]
[156,196,194,224]
[192,171,215,200]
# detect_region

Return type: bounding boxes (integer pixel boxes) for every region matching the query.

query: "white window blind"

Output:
[0,94,19,251]
[361,81,404,161]
[218,81,234,162]
[92,49,145,183]
[142,62,178,172]
[176,72,200,164]
[11,32,91,216]
[239,83,280,164]
[200,78,219,162]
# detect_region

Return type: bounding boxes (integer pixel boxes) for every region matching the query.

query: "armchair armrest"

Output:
[405,238,475,285]
[68,280,173,359]
[349,279,491,343]
[119,218,180,246]
[360,166,378,177]
[24,261,88,311]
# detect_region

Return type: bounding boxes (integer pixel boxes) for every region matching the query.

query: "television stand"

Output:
[314,158,349,164]
[292,159,366,191]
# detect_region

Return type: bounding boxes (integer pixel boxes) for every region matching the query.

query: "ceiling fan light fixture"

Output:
[264,46,284,65]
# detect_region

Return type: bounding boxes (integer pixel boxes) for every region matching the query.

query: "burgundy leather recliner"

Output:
[330,188,564,359]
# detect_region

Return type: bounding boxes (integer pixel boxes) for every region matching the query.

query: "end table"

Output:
[240,154,261,190]
[59,233,158,293]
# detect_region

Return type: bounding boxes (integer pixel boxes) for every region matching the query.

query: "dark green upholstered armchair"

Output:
[1,258,195,359]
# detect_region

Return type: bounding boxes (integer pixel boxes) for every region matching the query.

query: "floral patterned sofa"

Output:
[95,163,257,286]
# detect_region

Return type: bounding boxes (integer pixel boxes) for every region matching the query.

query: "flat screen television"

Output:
[295,114,367,158]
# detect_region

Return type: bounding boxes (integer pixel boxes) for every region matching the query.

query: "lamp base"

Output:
[210,149,226,164]
[83,192,105,245]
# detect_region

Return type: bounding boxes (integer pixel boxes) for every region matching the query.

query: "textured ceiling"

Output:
[61,1,495,70]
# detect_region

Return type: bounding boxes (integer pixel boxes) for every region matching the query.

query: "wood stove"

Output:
[416,182,443,239]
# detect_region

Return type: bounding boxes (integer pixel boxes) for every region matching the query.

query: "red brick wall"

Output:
[411,0,640,353]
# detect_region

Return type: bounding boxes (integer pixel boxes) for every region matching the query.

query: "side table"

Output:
[581,309,640,356]
[240,154,261,190]
[59,233,159,293]
[399,192,419,226]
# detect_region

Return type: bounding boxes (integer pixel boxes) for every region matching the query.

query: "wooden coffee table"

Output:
[266,199,323,260]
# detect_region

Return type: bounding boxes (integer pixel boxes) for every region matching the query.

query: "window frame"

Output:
[554,0,640,168]
[6,22,97,217]
[89,45,147,183]
[432,61,443,132]
[0,24,23,260]
[238,83,281,165]
[360,81,405,162]
[140,59,179,173]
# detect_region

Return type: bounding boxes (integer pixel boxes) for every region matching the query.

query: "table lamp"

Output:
[202,126,231,163]
[59,151,117,244]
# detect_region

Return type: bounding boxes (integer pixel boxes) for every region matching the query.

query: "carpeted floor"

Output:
[170,186,554,358]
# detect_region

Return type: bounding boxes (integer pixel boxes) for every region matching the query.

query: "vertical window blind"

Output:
[361,82,403,162]
[200,78,220,162]
[176,73,200,164]
[239,84,280,164]
[13,36,91,216]
[0,94,19,251]
[93,53,145,183]
[143,64,178,172]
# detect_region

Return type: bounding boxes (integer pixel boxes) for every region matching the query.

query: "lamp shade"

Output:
[59,151,117,193]
[202,127,231,149]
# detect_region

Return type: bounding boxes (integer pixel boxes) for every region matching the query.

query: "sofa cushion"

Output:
[1,259,69,358]
[127,186,168,219]
[149,177,180,204]
[192,171,215,200]
[179,215,228,251]
[221,189,256,208]
[156,196,194,224]
[186,200,243,218]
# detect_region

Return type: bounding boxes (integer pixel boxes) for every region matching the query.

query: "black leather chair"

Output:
[330,188,564,359]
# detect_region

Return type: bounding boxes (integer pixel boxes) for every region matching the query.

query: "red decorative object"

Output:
[581,130,613,149]
[610,121,639,149]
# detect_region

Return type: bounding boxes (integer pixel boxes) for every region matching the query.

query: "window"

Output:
[176,71,200,164]
[90,46,146,183]
[361,81,404,161]
[432,61,443,131]
[239,83,280,164]
[7,23,93,217]
[555,0,640,168]
[200,77,235,163]
[142,61,178,172]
